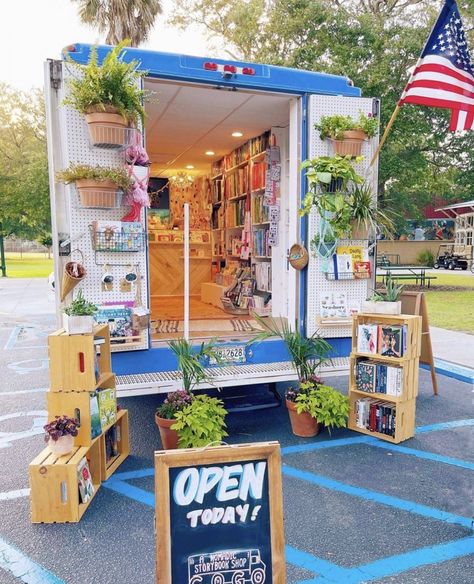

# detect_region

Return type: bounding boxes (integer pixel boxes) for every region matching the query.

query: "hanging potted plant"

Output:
[44,415,79,456]
[56,164,132,208]
[63,41,147,147]
[350,183,396,240]
[249,317,346,437]
[300,154,364,197]
[155,338,224,449]
[63,290,98,334]
[362,277,404,315]
[315,112,379,157]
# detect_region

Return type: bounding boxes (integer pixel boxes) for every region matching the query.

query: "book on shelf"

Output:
[251,193,270,223]
[252,227,270,257]
[225,168,249,198]
[357,324,378,354]
[97,388,117,428]
[354,261,371,279]
[378,325,404,358]
[355,361,403,396]
[354,398,397,437]
[77,457,95,503]
[254,261,272,292]
[90,393,102,439]
[226,198,246,227]
[104,425,119,464]
[251,161,267,191]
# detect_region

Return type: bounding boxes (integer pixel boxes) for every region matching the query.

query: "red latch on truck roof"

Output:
[202,62,256,77]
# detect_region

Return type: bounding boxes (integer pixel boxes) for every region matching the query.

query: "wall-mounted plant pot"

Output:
[85,110,129,149]
[350,221,369,240]
[361,300,401,315]
[331,130,367,157]
[63,314,94,335]
[76,180,122,208]
[130,165,149,183]
[322,177,344,193]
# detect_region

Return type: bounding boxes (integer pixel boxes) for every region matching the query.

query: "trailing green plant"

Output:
[294,381,349,435]
[171,394,228,448]
[63,41,148,124]
[63,290,97,316]
[249,316,332,381]
[315,112,378,141]
[369,277,404,302]
[301,155,364,192]
[56,164,132,190]
[416,249,435,267]
[350,183,396,237]
[168,338,222,394]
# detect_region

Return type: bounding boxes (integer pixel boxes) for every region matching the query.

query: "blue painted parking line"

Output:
[422,359,474,385]
[416,418,474,433]
[282,464,472,529]
[285,545,347,582]
[0,535,65,584]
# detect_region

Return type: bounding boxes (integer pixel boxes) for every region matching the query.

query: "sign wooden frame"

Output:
[155,442,285,583]
[401,291,438,396]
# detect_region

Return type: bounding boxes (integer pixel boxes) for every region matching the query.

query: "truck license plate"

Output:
[210,345,246,364]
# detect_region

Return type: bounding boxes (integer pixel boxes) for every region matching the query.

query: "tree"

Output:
[0,84,51,241]
[72,0,162,46]
[169,0,474,223]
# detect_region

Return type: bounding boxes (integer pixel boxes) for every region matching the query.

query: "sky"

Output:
[0,0,212,91]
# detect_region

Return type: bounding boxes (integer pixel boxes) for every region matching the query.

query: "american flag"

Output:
[399,0,474,132]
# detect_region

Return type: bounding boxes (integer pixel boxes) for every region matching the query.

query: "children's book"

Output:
[97,388,117,429]
[77,457,95,504]
[357,324,378,354]
[378,325,403,357]
[354,261,371,279]
[89,393,102,439]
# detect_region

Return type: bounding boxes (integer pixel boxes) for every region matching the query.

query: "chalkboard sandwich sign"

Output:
[155,441,285,583]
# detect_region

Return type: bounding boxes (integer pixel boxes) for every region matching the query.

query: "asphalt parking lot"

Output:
[0,281,473,584]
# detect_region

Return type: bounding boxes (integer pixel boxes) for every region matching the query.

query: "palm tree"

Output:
[73,0,162,47]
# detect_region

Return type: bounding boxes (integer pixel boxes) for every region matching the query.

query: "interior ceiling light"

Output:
[205,150,215,156]
[186,165,194,169]
[168,171,195,189]
[232,131,243,137]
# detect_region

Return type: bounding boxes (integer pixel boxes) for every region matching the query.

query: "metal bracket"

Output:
[49,60,62,91]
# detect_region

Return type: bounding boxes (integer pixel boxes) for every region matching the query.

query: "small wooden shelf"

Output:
[225,159,250,173]
[227,225,244,229]
[253,221,270,226]
[254,255,271,260]
[351,352,409,364]
[228,194,248,202]
[350,387,402,403]
[100,410,130,481]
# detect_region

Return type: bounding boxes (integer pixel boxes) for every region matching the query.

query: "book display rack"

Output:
[349,313,422,444]
[29,324,130,523]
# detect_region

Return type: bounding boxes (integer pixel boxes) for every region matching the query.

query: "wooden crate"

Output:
[348,394,416,444]
[30,440,101,523]
[100,409,130,481]
[47,384,117,447]
[48,323,112,392]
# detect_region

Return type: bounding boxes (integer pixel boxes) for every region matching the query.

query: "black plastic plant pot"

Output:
[323,177,344,193]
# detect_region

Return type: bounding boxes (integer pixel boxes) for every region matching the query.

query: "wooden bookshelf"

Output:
[348,313,421,444]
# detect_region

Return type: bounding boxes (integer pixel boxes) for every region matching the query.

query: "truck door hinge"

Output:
[50,60,62,90]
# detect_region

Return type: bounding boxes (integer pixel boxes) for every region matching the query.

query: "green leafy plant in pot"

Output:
[63,41,148,147]
[350,183,396,240]
[63,290,98,335]
[155,338,227,449]
[56,163,132,208]
[249,316,345,437]
[315,112,379,157]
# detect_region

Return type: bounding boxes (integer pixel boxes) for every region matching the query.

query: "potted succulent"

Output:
[250,317,344,437]
[315,112,379,156]
[63,290,98,334]
[56,164,132,208]
[63,41,147,147]
[44,415,79,456]
[362,277,404,315]
[155,338,224,449]
[287,378,350,436]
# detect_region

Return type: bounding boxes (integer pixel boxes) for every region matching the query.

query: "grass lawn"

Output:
[4,252,54,278]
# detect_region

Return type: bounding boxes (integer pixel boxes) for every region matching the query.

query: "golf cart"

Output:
[433,243,469,270]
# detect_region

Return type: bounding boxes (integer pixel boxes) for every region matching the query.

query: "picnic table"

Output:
[377,265,436,288]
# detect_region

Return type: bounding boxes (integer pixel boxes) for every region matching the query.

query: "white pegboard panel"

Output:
[306,94,379,339]
[60,63,149,351]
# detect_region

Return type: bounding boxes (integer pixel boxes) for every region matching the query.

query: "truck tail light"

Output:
[242,67,255,75]
[223,64,237,74]
[204,62,218,71]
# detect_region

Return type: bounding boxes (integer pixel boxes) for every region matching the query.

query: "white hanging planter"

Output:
[63,314,94,335]
[131,165,149,183]
[361,300,401,315]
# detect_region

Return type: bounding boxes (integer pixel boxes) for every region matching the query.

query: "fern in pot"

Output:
[63,290,98,335]
[155,339,227,449]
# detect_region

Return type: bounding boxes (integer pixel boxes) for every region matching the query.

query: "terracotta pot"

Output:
[48,434,74,457]
[85,110,128,148]
[286,399,319,438]
[155,413,179,449]
[331,129,367,157]
[76,179,119,208]
[351,220,369,240]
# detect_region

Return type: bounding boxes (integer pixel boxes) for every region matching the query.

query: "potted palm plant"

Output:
[63,41,147,147]
[362,277,404,315]
[249,317,348,437]
[350,183,396,240]
[155,338,225,449]
[315,112,379,156]
[63,290,98,334]
[56,164,132,208]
